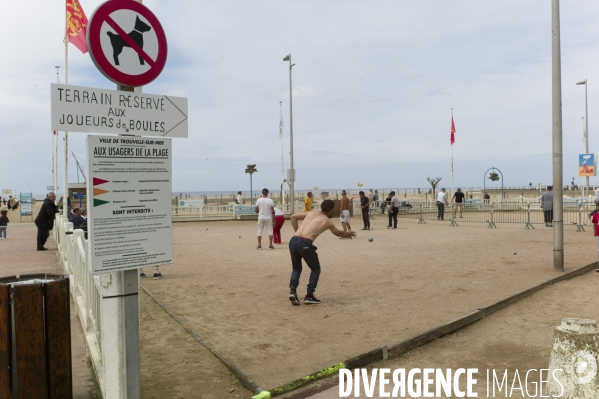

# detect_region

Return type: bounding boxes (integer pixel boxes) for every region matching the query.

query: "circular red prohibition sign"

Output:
[87,0,168,87]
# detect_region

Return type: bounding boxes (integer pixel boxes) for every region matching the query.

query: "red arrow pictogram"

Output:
[93,177,110,186]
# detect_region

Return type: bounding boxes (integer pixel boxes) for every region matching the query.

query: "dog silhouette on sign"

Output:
[106,16,152,66]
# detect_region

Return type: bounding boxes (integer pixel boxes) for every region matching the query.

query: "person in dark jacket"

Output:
[0,210,8,240]
[34,192,58,251]
[69,207,85,226]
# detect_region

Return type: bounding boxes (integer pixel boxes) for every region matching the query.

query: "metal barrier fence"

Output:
[396,201,595,230]
[172,204,234,219]
[172,201,306,219]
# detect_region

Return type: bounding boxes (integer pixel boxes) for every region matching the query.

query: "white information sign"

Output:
[1,189,12,196]
[51,83,188,138]
[178,199,205,207]
[87,135,173,274]
[20,193,32,216]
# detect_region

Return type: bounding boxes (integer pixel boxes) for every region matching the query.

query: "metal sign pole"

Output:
[117,83,141,399]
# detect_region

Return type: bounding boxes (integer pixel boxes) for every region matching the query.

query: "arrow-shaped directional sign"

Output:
[51,83,188,138]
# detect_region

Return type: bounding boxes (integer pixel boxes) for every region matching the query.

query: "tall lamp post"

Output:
[283,54,295,213]
[551,0,564,271]
[576,79,589,197]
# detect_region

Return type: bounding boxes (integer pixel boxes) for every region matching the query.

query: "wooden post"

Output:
[0,275,72,399]
[14,284,48,397]
[0,284,11,399]
[44,278,72,398]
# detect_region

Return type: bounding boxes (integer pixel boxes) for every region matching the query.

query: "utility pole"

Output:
[551,0,564,271]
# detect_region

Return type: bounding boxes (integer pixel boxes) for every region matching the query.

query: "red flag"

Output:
[66,0,88,54]
[53,130,57,135]
[450,115,456,145]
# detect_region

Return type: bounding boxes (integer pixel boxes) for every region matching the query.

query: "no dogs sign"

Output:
[87,0,168,87]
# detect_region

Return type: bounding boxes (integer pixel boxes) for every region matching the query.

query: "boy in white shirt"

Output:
[255,188,275,250]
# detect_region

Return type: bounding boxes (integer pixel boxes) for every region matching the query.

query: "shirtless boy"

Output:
[339,190,352,237]
[288,199,356,305]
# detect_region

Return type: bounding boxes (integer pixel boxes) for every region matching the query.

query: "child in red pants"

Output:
[273,206,286,244]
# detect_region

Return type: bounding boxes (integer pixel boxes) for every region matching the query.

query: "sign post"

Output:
[19,192,33,222]
[55,0,182,396]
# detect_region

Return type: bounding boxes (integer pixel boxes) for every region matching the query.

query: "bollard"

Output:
[418,203,426,224]
[577,204,585,232]
[548,318,599,398]
[525,202,534,229]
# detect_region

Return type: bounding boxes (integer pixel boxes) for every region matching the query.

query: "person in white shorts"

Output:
[255,188,275,250]
[339,190,352,239]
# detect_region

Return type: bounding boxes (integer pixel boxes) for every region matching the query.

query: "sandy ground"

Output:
[307,269,599,399]
[139,290,254,399]
[138,215,597,393]
[0,201,41,224]
[4,215,596,398]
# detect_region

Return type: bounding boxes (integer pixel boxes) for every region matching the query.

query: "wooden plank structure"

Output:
[0,274,72,399]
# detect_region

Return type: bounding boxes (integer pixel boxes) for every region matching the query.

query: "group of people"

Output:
[68,206,87,228]
[254,188,287,249]
[33,192,163,279]
[339,189,400,231]
[434,188,493,220]
[0,196,18,211]
[435,188,464,220]
[258,188,429,305]
[34,193,87,251]
[253,188,356,304]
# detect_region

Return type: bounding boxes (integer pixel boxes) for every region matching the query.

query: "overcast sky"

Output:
[2,1,599,196]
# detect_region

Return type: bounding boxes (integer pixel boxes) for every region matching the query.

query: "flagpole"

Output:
[279,101,285,206]
[54,66,60,197]
[450,108,454,199]
[581,117,585,197]
[63,17,69,216]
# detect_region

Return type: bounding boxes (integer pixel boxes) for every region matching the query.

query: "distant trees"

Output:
[488,172,500,182]
[426,176,442,197]
[245,164,257,203]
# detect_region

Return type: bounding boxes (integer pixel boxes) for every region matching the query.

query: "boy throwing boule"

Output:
[288,199,356,305]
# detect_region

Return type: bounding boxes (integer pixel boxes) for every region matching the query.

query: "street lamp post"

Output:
[551,0,564,271]
[576,79,589,197]
[283,54,295,213]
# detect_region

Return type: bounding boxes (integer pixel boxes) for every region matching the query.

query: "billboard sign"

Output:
[20,192,32,217]
[579,154,596,177]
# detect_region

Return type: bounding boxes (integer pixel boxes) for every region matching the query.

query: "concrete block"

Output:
[548,318,599,398]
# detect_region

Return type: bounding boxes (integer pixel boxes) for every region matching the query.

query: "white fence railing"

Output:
[55,214,128,399]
